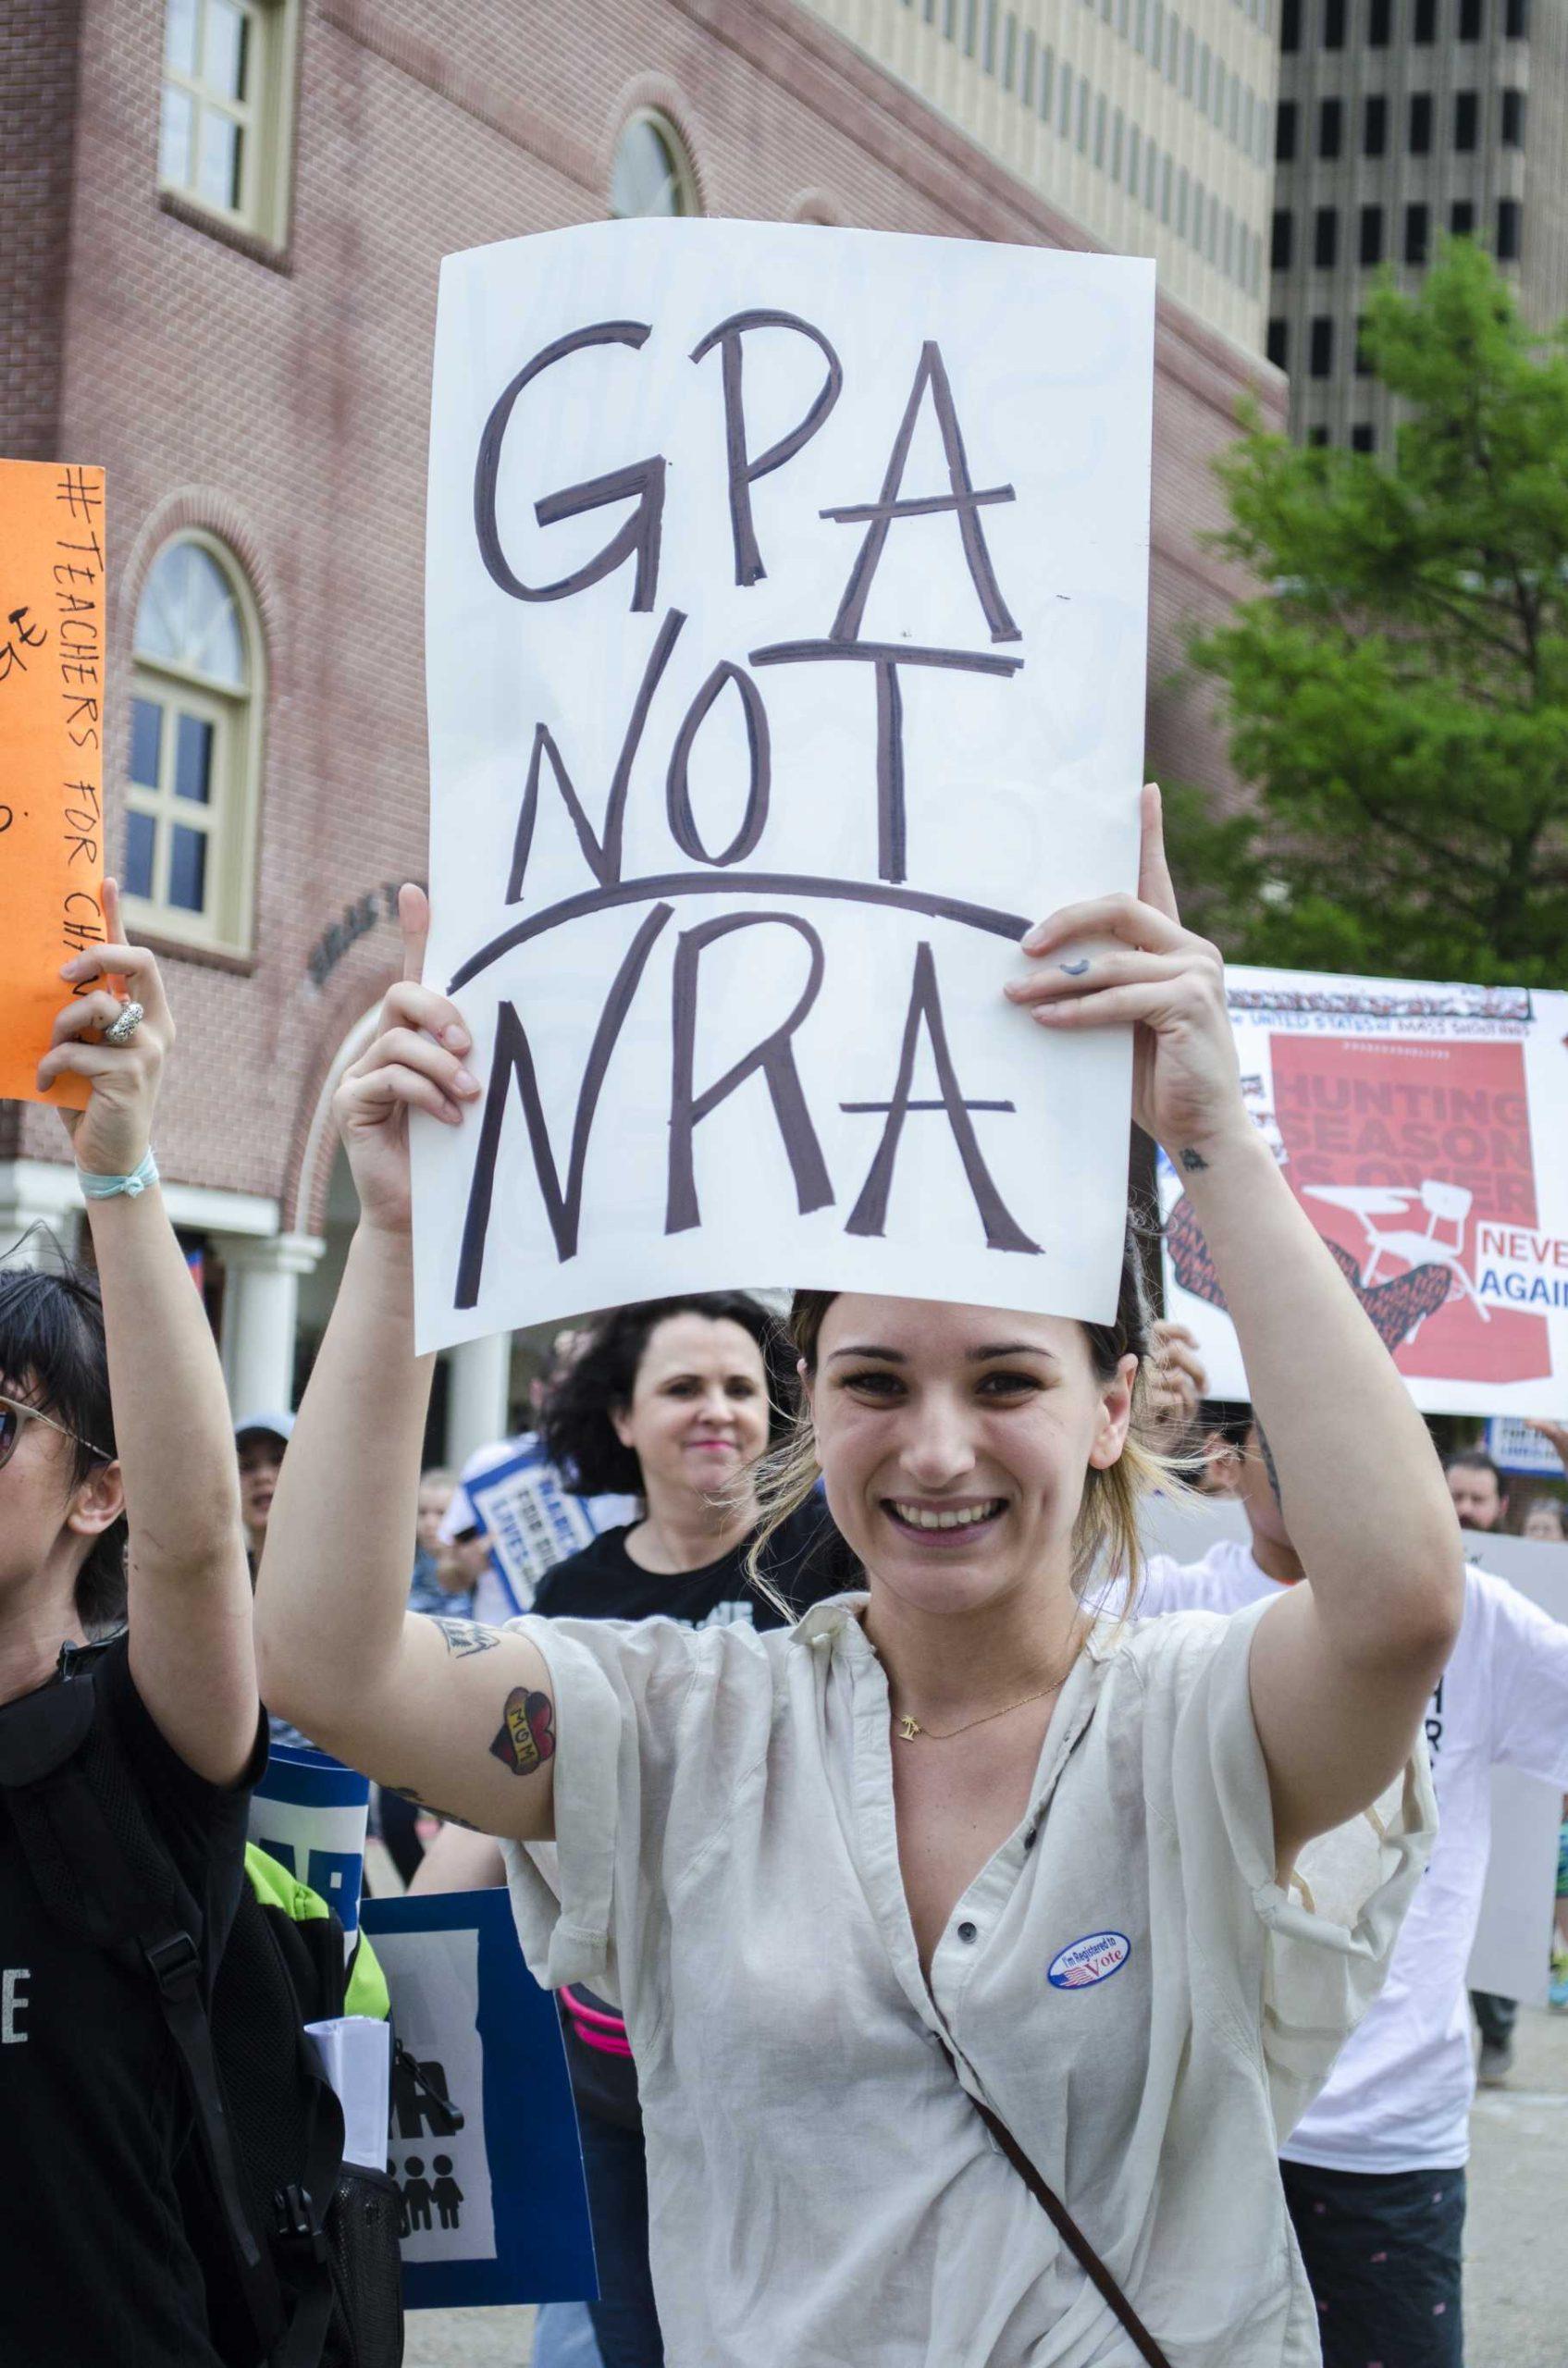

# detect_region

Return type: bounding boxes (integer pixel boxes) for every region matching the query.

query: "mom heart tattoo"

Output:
[489,1686,556,1777]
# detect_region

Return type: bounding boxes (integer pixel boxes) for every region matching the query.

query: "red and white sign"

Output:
[1161,964,1568,1416]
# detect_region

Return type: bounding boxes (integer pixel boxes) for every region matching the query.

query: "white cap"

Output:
[234,1410,296,1447]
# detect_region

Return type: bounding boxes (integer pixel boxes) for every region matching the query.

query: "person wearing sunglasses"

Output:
[0,883,261,2368]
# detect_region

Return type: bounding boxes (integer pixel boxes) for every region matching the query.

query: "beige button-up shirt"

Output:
[505,1594,1435,2367]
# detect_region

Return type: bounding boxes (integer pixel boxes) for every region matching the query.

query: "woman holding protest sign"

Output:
[256,786,1461,2368]
[0,884,262,2367]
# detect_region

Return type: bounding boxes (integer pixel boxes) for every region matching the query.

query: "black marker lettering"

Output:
[450,870,1031,994]
[455,904,673,1303]
[667,913,833,1233]
[824,340,1020,646]
[475,321,664,611]
[846,941,1041,1253]
[689,310,844,586]
[665,660,771,868]
[748,638,1021,885]
[507,608,685,901]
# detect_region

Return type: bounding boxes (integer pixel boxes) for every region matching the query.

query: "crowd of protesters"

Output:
[3,809,1567,2368]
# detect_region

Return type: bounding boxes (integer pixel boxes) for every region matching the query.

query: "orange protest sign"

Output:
[0,460,107,1109]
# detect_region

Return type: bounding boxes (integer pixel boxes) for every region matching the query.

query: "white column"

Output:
[0,1159,81,1266]
[444,1330,513,1468]
[219,1232,324,1417]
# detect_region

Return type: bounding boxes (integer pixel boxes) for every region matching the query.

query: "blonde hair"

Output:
[745,1226,1181,1623]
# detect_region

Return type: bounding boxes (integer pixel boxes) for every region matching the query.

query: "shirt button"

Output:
[957,1920,978,1944]
[1023,1828,1038,1852]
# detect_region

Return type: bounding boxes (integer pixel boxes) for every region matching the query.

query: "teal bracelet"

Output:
[78,1149,159,1201]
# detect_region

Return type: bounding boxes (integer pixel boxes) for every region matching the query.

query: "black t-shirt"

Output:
[0,1635,262,2367]
[532,1496,858,1630]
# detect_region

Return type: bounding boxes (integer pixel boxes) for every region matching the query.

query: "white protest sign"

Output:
[1159,964,1568,1415]
[414,221,1154,1350]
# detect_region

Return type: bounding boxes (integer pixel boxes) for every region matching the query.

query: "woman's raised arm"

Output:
[39,884,256,1783]
[1009,787,1463,1860]
[252,890,560,1844]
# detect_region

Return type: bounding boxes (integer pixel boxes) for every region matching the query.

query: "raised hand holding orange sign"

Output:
[0,458,108,1110]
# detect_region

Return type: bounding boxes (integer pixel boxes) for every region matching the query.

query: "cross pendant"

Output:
[898,1715,921,1742]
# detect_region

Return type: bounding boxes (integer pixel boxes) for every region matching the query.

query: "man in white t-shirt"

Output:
[1135,1395,1568,2368]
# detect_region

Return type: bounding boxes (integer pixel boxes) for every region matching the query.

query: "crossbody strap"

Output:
[939,2043,1173,2368]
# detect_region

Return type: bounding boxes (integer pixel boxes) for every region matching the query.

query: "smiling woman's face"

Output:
[611,1314,771,1511]
[808,1295,1135,1618]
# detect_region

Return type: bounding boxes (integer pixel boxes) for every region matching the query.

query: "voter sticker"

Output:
[1047,1930,1131,1991]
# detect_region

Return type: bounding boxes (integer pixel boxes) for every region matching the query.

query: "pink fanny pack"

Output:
[562,1984,634,2058]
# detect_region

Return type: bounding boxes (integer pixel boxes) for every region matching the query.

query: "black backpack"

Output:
[0,1641,403,2368]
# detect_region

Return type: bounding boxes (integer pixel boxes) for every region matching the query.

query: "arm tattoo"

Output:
[1179,1147,1210,1174]
[384,1784,481,1832]
[489,1686,556,1778]
[434,1617,501,1658]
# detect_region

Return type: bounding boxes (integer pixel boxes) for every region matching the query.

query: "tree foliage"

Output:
[1177,239,1568,983]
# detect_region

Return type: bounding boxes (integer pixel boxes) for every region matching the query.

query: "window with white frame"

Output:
[125,537,263,955]
[610,112,698,218]
[158,0,299,243]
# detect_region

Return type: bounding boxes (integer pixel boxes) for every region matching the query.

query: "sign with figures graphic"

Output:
[413,219,1154,1349]
[362,1888,597,2309]
[1160,963,1568,1416]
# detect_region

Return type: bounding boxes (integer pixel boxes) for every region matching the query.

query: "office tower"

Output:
[1268,0,1568,449]
[801,0,1280,347]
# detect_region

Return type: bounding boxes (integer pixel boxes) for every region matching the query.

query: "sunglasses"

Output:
[0,1390,113,1474]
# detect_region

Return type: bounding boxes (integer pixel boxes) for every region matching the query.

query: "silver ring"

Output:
[103,1000,145,1048]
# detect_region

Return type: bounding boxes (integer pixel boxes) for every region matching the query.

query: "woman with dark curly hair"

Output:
[534,1291,848,1635]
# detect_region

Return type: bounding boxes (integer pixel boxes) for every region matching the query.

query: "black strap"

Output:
[940,2042,1173,2368]
[24,1752,292,2360]
[4,1675,343,2367]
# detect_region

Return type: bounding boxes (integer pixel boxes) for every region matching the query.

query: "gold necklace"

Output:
[895,1646,1081,1743]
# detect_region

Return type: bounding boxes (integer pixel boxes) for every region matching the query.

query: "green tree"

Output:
[1179,238,1568,984]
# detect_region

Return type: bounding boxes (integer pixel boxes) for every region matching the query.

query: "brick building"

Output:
[3,0,1283,1454]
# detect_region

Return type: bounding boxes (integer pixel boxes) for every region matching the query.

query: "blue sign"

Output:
[250,1743,371,1938]
[1486,1415,1564,1477]
[361,1888,598,2311]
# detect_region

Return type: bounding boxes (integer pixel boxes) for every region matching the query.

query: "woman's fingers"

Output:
[377,975,470,1055]
[36,1042,123,1094]
[339,1060,467,1129]
[1006,947,1191,1008]
[48,990,128,1045]
[60,934,172,1032]
[1136,783,1181,925]
[352,1025,479,1106]
[1025,978,1204,1030]
[1019,889,1190,964]
[400,884,432,985]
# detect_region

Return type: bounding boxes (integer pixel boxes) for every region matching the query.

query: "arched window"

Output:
[126,536,264,953]
[610,111,698,218]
